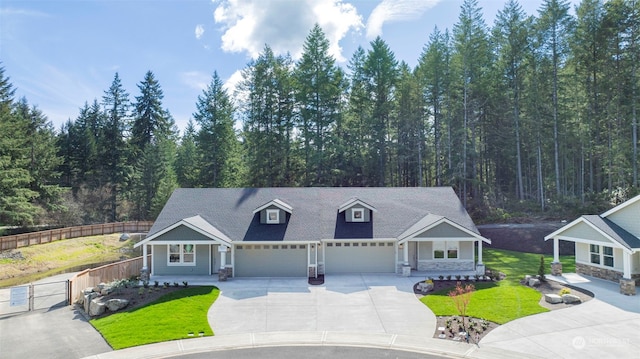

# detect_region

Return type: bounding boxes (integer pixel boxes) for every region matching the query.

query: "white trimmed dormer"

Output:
[253,199,293,224]
[338,198,377,223]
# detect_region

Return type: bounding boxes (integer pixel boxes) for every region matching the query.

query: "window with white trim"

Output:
[603,246,614,267]
[433,241,458,259]
[266,209,280,224]
[352,208,365,222]
[168,244,195,266]
[590,244,600,264]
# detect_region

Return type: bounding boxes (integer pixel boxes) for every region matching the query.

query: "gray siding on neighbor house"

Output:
[344,206,371,222]
[152,244,210,275]
[460,241,474,260]
[561,222,612,243]
[606,201,640,238]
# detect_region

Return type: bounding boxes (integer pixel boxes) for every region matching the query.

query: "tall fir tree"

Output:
[194,72,243,187]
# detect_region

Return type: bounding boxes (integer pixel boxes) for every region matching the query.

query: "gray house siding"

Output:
[157,225,213,241]
[152,244,210,275]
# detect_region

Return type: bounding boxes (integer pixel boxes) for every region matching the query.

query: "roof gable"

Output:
[135,215,232,248]
[252,199,293,214]
[545,215,640,253]
[338,198,378,213]
[398,214,490,244]
[601,194,640,218]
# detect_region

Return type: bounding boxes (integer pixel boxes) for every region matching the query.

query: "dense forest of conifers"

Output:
[1,0,639,227]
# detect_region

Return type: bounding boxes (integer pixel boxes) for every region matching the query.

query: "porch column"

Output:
[553,238,560,263]
[620,252,636,295]
[403,242,409,265]
[477,240,483,264]
[140,244,149,282]
[623,252,632,279]
[218,246,228,281]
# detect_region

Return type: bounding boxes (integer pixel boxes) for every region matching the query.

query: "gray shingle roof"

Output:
[582,215,640,250]
[148,187,479,242]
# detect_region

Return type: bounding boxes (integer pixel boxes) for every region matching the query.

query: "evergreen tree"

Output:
[101,72,130,221]
[295,24,346,186]
[364,36,399,186]
[194,72,243,187]
[131,71,172,153]
[240,45,299,186]
[175,120,200,187]
[0,67,39,225]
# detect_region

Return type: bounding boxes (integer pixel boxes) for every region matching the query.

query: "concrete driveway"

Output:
[208,274,435,337]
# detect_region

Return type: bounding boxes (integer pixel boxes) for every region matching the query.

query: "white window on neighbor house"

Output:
[168,244,195,266]
[352,208,365,222]
[590,244,600,265]
[603,246,614,267]
[266,209,280,224]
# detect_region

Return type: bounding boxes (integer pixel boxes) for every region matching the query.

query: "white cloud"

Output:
[212,0,362,62]
[195,24,205,39]
[366,0,440,40]
[180,71,210,91]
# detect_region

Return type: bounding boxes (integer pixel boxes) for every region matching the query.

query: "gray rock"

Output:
[97,282,106,290]
[105,298,129,312]
[562,294,582,304]
[524,275,532,282]
[120,233,130,241]
[89,298,106,316]
[545,293,563,304]
[83,287,95,295]
[83,292,99,313]
[528,278,541,287]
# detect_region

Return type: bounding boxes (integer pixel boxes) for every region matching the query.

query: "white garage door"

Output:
[324,241,396,274]
[234,243,307,277]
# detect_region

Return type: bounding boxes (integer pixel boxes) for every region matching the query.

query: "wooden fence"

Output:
[68,255,151,304]
[0,221,153,250]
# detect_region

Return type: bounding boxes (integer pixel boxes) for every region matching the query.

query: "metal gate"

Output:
[0,280,69,317]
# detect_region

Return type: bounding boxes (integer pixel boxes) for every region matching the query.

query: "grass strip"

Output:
[91,286,219,349]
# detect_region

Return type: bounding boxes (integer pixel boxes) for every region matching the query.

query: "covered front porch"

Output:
[397,214,491,277]
[545,215,640,296]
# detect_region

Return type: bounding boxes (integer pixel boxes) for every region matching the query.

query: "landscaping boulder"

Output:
[89,298,106,316]
[83,292,99,313]
[524,275,532,282]
[528,278,541,287]
[105,298,129,312]
[562,294,582,304]
[544,293,563,304]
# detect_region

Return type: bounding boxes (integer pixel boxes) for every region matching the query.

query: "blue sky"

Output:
[1,0,577,134]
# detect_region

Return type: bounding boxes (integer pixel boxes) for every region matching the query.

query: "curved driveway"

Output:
[208,274,435,336]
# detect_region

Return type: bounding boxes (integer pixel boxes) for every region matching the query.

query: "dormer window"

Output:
[253,199,292,225]
[266,209,280,224]
[339,197,377,223]
[352,208,365,222]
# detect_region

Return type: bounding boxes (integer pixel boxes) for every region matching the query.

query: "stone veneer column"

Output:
[620,278,636,296]
[551,262,563,276]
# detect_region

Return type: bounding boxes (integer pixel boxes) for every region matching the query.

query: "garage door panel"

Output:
[325,242,395,273]
[235,244,307,277]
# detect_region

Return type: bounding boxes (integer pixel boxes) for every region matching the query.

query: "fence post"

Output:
[29,284,34,312]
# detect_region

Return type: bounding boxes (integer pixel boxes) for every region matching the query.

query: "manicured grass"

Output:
[91,286,220,349]
[421,249,576,324]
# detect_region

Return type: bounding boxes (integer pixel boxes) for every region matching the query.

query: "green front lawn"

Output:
[91,286,219,349]
[421,249,575,324]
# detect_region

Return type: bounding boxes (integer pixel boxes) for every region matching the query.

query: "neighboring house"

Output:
[545,194,640,295]
[134,187,490,279]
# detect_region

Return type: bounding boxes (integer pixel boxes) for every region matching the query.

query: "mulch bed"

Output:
[415,278,594,344]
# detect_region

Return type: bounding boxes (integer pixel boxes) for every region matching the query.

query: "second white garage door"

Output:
[234,243,308,277]
[324,241,396,274]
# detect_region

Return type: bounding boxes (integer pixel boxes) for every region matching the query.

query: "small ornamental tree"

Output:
[538,255,546,281]
[448,282,475,331]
